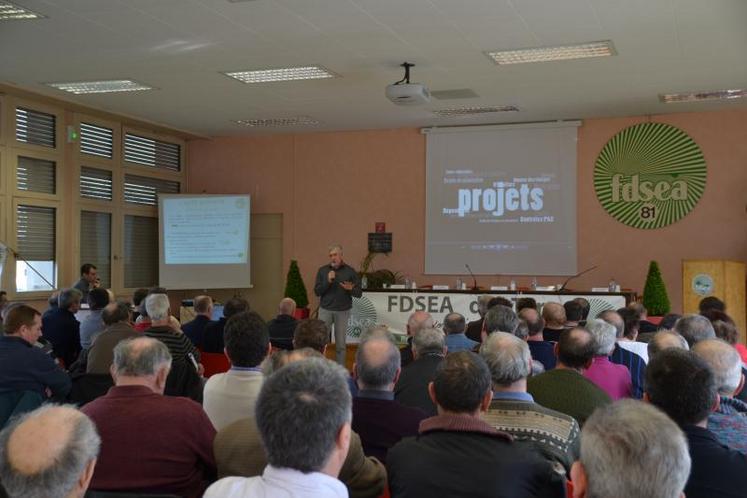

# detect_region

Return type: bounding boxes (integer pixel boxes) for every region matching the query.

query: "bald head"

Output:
[355,330,401,390]
[0,405,100,498]
[407,311,434,337]
[193,295,213,315]
[278,297,297,316]
[648,330,689,361]
[542,302,566,328]
[518,308,543,337]
[599,310,625,339]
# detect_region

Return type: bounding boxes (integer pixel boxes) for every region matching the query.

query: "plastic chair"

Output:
[201,352,231,378]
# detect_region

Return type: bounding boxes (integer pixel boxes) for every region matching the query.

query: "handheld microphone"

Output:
[465,264,478,291]
[558,265,598,292]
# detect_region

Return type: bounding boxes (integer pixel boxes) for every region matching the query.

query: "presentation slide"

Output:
[158,194,252,290]
[425,123,578,276]
[163,196,249,264]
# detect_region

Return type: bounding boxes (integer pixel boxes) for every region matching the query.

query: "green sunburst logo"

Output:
[594,123,706,229]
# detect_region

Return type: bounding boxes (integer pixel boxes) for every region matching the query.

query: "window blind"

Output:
[16,205,55,262]
[80,167,113,201]
[16,107,56,148]
[17,156,56,194]
[124,133,181,171]
[80,211,111,289]
[80,122,114,159]
[124,215,158,288]
[124,174,179,206]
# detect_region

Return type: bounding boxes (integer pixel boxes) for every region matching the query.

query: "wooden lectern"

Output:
[682,260,746,344]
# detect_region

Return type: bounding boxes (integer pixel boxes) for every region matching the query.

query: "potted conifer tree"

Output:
[642,260,671,317]
[284,259,310,319]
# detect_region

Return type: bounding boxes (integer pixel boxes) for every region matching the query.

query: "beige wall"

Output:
[187,109,747,316]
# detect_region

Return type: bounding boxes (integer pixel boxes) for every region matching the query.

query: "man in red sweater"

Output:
[82,337,216,498]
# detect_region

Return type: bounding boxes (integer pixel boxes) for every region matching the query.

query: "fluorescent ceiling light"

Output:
[0,1,45,19]
[433,106,519,117]
[233,116,320,127]
[46,80,153,94]
[223,66,337,84]
[485,40,615,65]
[659,88,747,103]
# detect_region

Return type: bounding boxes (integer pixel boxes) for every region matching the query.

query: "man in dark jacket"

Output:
[394,327,446,416]
[182,295,214,349]
[266,298,298,350]
[42,288,82,368]
[387,351,564,498]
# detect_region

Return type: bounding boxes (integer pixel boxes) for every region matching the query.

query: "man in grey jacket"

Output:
[314,244,362,365]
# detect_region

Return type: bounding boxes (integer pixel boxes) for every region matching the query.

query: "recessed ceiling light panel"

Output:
[485,40,615,65]
[659,88,747,103]
[223,66,337,84]
[233,116,320,127]
[46,80,153,94]
[0,1,45,20]
[433,106,520,117]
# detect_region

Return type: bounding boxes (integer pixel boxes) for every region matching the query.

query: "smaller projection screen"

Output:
[158,194,251,289]
[425,122,578,275]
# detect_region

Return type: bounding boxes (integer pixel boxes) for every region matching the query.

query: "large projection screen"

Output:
[158,194,251,289]
[425,122,578,275]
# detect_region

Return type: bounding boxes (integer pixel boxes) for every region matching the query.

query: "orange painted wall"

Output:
[187,109,747,314]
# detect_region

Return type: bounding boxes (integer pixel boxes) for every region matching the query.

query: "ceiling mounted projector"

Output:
[386,62,430,105]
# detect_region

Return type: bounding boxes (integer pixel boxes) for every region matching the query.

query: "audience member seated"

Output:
[699,295,726,314]
[0,304,71,401]
[615,307,649,362]
[395,327,446,416]
[293,318,329,353]
[0,405,100,498]
[702,309,747,365]
[387,352,565,498]
[482,304,520,341]
[647,330,689,361]
[41,291,59,322]
[73,263,99,304]
[516,297,538,313]
[570,399,690,498]
[82,337,216,498]
[583,319,632,400]
[86,301,138,375]
[521,307,556,370]
[130,287,148,323]
[645,348,747,498]
[266,297,298,350]
[42,287,83,368]
[527,328,611,426]
[599,310,646,399]
[675,314,716,348]
[481,332,580,473]
[79,288,110,350]
[133,286,172,332]
[693,339,747,453]
[352,327,427,464]
[204,311,269,431]
[443,312,478,353]
[399,310,433,367]
[203,297,249,353]
[213,348,386,498]
[207,357,362,498]
[572,297,590,326]
[627,302,657,334]
[541,302,566,342]
[143,293,203,399]
[657,312,682,331]
[466,295,492,342]
[563,300,583,329]
[182,295,214,349]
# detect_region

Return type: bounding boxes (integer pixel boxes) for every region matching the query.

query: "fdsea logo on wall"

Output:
[594,122,707,229]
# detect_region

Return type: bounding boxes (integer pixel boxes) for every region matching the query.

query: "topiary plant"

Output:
[642,260,671,316]
[284,259,309,309]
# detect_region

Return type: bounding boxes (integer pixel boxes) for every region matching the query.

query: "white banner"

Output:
[344,291,627,343]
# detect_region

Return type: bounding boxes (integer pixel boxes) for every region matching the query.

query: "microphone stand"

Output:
[558,265,598,293]
[465,264,478,291]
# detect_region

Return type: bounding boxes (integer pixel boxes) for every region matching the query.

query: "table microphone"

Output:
[558,265,598,292]
[465,264,478,290]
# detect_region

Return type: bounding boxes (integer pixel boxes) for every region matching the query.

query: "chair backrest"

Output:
[68,373,114,407]
[165,359,204,403]
[0,390,44,429]
[201,352,231,378]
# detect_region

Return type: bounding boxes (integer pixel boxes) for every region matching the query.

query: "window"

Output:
[16,205,56,292]
[80,122,114,159]
[80,211,111,288]
[124,174,179,206]
[124,133,181,171]
[124,215,158,288]
[80,167,113,201]
[17,156,56,194]
[16,107,56,148]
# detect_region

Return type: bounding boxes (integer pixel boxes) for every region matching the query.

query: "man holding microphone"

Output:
[315,244,362,366]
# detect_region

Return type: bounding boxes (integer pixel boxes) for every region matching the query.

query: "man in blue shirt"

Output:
[443,312,478,353]
[0,304,71,400]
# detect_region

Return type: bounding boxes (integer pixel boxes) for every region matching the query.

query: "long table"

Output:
[343,289,632,343]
